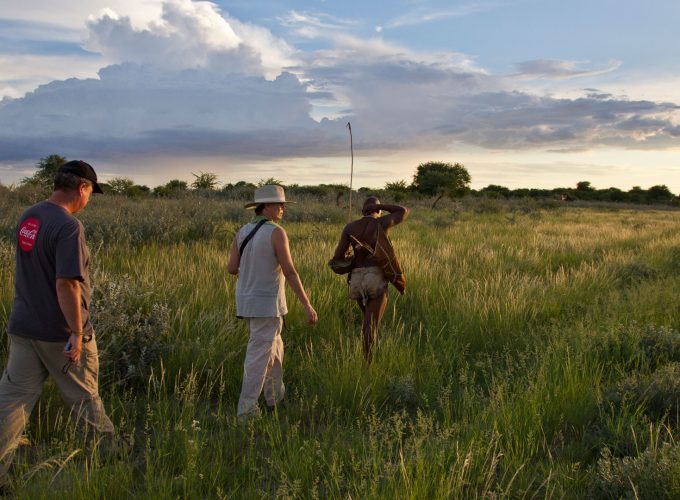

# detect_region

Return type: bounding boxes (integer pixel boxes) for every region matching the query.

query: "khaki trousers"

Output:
[237,317,285,417]
[0,334,114,480]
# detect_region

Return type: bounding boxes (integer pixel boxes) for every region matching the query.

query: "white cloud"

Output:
[0,54,107,99]
[0,1,161,98]
[291,32,680,153]
[384,0,505,29]
[85,0,298,79]
[0,0,163,29]
[0,18,82,43]
[513,59,622,80]
[279,10,357,40]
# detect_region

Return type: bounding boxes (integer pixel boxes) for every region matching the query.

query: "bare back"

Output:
[332,203,409,268]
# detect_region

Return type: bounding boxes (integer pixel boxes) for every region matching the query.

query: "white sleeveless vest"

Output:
[235,221,288,317]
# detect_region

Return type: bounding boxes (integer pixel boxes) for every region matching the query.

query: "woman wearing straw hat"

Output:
[227,185,318,418]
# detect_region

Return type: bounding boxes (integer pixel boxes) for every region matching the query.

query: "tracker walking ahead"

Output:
[228,185,318,418]
[0,161,117,487]
[331,197,409,362]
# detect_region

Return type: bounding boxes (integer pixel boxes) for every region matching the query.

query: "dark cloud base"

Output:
[0,126,350,162]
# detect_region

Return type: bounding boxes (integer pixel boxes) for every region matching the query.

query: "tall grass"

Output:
[1,192,680,497]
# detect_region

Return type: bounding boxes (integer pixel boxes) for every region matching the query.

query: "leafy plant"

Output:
[603,363,680,424]
[91,273,171,387]
[191,171,220,190]
[589,444,680,499]
[617,262,658,286]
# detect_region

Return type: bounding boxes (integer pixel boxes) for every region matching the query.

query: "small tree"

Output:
[647,185,674,203]
[153,179,188,197]
[603,187,627,202]
[411,161,471,208]
[319,183,350,206]
[107,177,136,196]
[191,171,219,190]
[166,179,187,191]
[257,177,285,187]
[574,181,597,200]
[384,180,409,192]
[385,180,409,202]
[21,154,67,190]
[628,186,645,204]
[222,181,256,200]
[479,184,511,199]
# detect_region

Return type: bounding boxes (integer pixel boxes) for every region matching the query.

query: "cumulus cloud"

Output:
[0,0,164,29]
[85,0,298,78]
[0,63,347,161]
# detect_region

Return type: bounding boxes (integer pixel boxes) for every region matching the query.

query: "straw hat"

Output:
[244,185,294,209]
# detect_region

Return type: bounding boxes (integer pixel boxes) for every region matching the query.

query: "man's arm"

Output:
[56,278,84,363]
[227,237,240,275]
[376,203,410,230]
[332,226,351,260]
[271,227,318,325]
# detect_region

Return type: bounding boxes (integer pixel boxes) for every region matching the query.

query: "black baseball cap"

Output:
[58,160,104,193]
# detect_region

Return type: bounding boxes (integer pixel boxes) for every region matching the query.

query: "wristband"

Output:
[71,330,84,336]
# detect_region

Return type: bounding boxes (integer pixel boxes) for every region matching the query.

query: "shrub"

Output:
[584,411,656,460]
[91,273,171,387]
[662,246,680,274]
[589,444,680,499]
[12,183,49,205]
[617,262,658,286]
[472,198,504,214]
[639,326,680,370]
[603,363,680,424]
[594,323,680,373]
[386,374,418,412]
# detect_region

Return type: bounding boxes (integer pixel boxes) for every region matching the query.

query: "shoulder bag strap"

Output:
[239,219,268,257]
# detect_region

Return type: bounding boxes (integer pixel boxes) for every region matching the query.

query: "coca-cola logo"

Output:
[18,217,40,251]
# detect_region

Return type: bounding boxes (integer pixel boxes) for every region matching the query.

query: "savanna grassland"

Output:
[1,188,680,498]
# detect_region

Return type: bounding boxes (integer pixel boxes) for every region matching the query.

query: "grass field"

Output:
[1,191,680,498]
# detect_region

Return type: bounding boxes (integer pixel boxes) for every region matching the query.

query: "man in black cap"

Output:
[0,160,118,488]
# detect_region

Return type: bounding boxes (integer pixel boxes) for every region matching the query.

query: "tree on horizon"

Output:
[191,171,220,190]
[21,154,67,190]
[411,161,471,208]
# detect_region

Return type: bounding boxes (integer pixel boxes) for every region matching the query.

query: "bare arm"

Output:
[332,226,351,260]
[376,203,410,230]
[227,237,240,275]
[272,227,318,325]
[56,278,84,363]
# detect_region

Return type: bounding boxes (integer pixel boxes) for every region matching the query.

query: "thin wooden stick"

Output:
[347,122,353,221]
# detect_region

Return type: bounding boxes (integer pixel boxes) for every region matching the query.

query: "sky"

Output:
[1,0,679,191]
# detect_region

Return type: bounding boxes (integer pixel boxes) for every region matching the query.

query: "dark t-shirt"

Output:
[7,200,93,342]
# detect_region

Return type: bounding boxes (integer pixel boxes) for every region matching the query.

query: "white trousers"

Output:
[237,317,285,417]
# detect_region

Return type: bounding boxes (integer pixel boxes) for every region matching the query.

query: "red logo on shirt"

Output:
[18,217,40,252]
